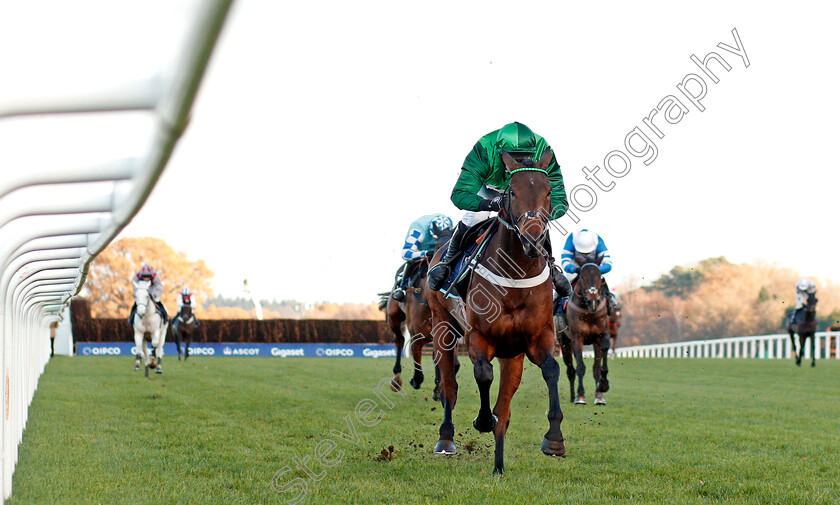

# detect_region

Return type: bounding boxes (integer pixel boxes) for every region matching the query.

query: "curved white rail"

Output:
[0,0,234,497]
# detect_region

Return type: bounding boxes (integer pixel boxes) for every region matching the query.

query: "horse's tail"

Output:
[377,292,391,311]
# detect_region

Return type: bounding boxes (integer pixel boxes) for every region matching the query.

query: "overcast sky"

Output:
[32,0,839,303]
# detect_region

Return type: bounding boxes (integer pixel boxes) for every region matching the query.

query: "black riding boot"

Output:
[156,300,170,324]
[392,271,406,301]
[601,281,615,317]
[543,234,572,299]
[427,222,468,291]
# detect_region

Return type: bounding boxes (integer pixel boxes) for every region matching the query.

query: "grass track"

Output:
[8,356,840,505]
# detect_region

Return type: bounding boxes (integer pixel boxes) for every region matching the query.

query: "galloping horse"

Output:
[381,229,459,398]
[559,263,610,405]
[788,292,818,367]
[426,149,566,474]
[132,280,168,375]
[172,304,199,360]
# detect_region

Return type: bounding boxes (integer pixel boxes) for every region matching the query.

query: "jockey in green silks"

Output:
[427,122,573,302]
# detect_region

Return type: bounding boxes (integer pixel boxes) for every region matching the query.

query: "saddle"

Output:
[440,219,498,299]
[403,258,429,291]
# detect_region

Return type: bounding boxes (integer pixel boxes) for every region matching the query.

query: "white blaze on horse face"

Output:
[136,288,148,316]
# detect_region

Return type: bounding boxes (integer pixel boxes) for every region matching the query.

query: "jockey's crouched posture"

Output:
[128,264,169,326]
[392,214,454,302]
[561,229,618,317]
[789,278,816,325]
[427,121,573,303]
[175,287,200,326]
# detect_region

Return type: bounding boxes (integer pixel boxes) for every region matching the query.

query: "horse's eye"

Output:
[510,191,516,199]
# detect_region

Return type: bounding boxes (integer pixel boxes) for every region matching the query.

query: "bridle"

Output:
[497,167,550,251]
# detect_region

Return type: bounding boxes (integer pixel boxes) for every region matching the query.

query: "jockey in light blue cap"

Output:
[555,229,618,328]
[392,214,454,302]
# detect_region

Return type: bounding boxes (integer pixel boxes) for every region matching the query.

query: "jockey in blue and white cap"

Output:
[559,229,617,315]
[392,214,454,302]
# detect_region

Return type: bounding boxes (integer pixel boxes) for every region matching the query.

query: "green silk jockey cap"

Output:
[495,122,537,155]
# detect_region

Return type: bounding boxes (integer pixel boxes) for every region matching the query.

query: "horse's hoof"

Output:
[540,437,566,458]
[155,367,163,374]
[433,439,456,454]
[492,466,504,475]
[811,362,816,368]
[391,374,402,392]
[432,386,441,402]
[594,395,606,406]
[574,396,587,405]
[409,377,422,390]
[473,414,498,433]
[178,355,182,361]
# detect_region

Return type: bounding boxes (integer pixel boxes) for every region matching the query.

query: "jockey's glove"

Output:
[478,195,505,212]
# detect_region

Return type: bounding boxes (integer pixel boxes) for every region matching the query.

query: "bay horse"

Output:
[559,263,610,405]
[788,292,818,367]
[425,149,566,474]
[172,304,199,360]
[132,281,168,375]
[381,229,459,398]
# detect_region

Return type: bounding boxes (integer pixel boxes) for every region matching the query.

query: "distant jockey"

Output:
[558,229,618,320]
[392,214,454,302]
[174,287,199,327]
[790,278,816,325]
[426,122,572,301]
[128,263,169,326]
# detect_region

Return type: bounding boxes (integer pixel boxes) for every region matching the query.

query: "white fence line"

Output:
[596,332,838,360]
[0,1,233,498]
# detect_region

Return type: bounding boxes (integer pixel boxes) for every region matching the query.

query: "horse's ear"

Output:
[501,150,519,172]
[537,148,553,170]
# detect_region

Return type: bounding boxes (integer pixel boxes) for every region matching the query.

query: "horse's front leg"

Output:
[593,333,609,405]
[810,333,816,367]
[173,322,183,360]
[559,334,575,403]
[573,342,587,404]
[491,354,524,474]
[528,329,566,459]
[133,330,144,370]
[409,333,427,390]
[432,317,460,455]
[388,312,406,390]
[469,332,497,434]
[151,329,163,373]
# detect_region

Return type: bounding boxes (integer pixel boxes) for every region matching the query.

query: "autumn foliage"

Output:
[82,237,214,318]
[618,257,840,346]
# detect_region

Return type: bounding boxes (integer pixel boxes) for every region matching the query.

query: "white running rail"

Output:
[0,0,233,498]
[604,331,839,360]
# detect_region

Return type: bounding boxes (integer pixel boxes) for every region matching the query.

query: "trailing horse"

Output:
[558,263,610,405]
[132,280,168,376]
[380,230,459,398]
[787,292,818,367]
[426,149,566,474]
[172,304,199,360]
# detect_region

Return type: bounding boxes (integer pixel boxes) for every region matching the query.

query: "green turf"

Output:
[7,356,840,505]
